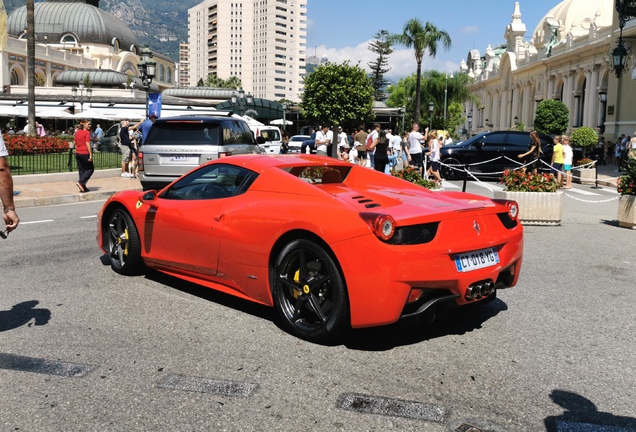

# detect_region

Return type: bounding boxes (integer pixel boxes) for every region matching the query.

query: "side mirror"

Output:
[475,141,483,150]
[139,190,158,208]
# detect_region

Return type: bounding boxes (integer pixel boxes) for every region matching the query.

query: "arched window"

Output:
[159,64,165,82]
[166,67,172,84]
[61,34,77,45]
[10,70,19,86]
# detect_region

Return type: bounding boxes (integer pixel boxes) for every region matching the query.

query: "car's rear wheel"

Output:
[273,239,349,343]
[441,157,464,180]
[105,208,143,275]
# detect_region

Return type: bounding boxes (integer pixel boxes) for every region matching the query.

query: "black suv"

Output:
[439,131,578,179]
[138,114,263,191]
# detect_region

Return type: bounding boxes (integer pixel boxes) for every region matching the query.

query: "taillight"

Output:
[138,151,144,172]
[507,201,519,220]
[360,213,396,241]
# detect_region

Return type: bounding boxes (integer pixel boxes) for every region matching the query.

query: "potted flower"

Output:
[617,157,636,228]
[494,169,564,225]
[572,157,596,185]
[391,166,438,189]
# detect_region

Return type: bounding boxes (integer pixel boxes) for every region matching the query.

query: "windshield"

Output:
[259,129,281,142]
[281,165,351,184]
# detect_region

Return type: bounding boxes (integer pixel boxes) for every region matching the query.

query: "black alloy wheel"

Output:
[106,208,143,275]
[273,239,349,343]
[441,157,464,180]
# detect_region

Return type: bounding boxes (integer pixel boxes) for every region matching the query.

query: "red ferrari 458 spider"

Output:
[97,154,523,342]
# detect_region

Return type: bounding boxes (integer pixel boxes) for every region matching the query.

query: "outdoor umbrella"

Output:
[70,109,113,120]
[269,118,293,126]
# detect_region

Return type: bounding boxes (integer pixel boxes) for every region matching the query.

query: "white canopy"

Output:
[270,118,293,126]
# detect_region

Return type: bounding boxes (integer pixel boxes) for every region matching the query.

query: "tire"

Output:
[272,239,349,343]
[105,208,144,276]
[441,157,463,180]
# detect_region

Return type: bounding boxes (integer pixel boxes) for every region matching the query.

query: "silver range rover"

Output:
[138,114,264,191]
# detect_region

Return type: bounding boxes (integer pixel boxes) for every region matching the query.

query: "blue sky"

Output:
[305,0,561,80]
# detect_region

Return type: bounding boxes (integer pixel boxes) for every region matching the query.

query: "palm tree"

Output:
[389,19,451,124]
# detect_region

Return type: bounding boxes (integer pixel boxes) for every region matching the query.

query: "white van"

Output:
[249,125,282,154]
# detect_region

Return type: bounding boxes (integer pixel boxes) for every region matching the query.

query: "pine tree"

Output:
[367,30,393,101]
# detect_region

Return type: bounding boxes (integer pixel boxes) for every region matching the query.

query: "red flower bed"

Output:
[3,134,70,155]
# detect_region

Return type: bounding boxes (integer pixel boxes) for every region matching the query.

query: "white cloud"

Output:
[312,41,460,81]
[461,26,480,35]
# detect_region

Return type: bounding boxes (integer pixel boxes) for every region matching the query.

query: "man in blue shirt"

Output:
[132,113,157,146]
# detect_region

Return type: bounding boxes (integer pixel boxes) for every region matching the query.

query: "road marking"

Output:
[21,220,54,225]
[0,353,93,377]
[566,188,601,196]
[157,374,259,397]
[601,187,619,194]
[80,215,97,219]
[336,392,446,422]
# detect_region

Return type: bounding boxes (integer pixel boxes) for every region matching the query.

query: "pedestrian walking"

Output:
[369,129,389,173]
[0,134,19,235]
[551,135,564,186]
[562,135,573,189]
[518,130,542,174]
[74,119,94,192]
[353,125,368,167]
[408,123,426,175]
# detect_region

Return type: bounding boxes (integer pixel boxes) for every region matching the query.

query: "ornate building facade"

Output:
[460,0,634,139]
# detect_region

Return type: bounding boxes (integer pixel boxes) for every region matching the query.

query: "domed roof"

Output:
[7,0,138,50]
[532,0,612,49]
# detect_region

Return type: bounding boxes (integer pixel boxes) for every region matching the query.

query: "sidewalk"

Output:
[12,169,142,209]
[8,164,622,209]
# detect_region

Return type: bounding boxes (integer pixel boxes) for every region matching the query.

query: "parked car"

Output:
[138,114,263,191]
[288,134,310,153]
[97,154,524,343]
[439,131,581,180]
[95,123,120,152]
[248,125,282,154]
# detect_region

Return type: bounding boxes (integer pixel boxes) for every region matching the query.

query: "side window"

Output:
[507,134,531,147]
[160,164,257,200]
[482,133,506,147]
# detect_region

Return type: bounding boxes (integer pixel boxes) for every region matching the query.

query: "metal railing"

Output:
[8,148,121,175]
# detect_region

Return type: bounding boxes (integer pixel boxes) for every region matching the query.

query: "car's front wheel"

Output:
[105,208,143,275]
[441,157,464,180]
[273,239,349,343]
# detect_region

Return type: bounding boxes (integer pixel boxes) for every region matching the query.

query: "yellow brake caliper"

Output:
[123,228,129,256]
[293,269,306,299]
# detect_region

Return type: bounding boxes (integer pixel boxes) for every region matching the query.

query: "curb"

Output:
[14,187,143,209]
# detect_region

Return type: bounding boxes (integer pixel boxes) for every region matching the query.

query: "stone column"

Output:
[564,71,575,131]
[587,66,600,128]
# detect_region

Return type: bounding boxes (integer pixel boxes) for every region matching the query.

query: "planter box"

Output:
[618,195,636,229]
[572,167,596,185]
[493,191,564,226]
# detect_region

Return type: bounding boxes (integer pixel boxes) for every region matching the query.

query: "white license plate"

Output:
[170,155,189,161]
[454,247,499,272]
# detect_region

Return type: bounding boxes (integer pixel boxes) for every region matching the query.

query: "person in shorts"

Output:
[562,135,573,189]
[119,120,133,177]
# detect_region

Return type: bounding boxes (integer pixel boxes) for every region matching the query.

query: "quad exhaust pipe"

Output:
[465,281,496,301]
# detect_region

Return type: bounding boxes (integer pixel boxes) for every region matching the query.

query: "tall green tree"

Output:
[388,19,451,124]
[367,30,393,101]
[205,74,243,89]
[301,62,374,157]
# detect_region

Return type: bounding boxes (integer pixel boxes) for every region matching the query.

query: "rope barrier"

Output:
[564,194,620,203]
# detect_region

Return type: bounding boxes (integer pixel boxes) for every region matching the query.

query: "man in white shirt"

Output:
[315,124,333,156]
[367,124,381,168]
[338,126,349,151]
[408,123,426,175]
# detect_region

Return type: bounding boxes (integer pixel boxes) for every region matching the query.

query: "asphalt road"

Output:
[1,182,635,432]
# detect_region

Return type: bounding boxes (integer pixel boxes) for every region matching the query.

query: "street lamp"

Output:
[428,102,434,130]
[137,45,156,118]
[611,0,636,78]
[230,88,255,116]
[467,112,473,135]
[443,71,453,130]
[71,82,92,113]
[282,103,288,133]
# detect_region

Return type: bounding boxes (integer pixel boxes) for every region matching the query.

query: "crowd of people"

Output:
[296,122,452,184]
